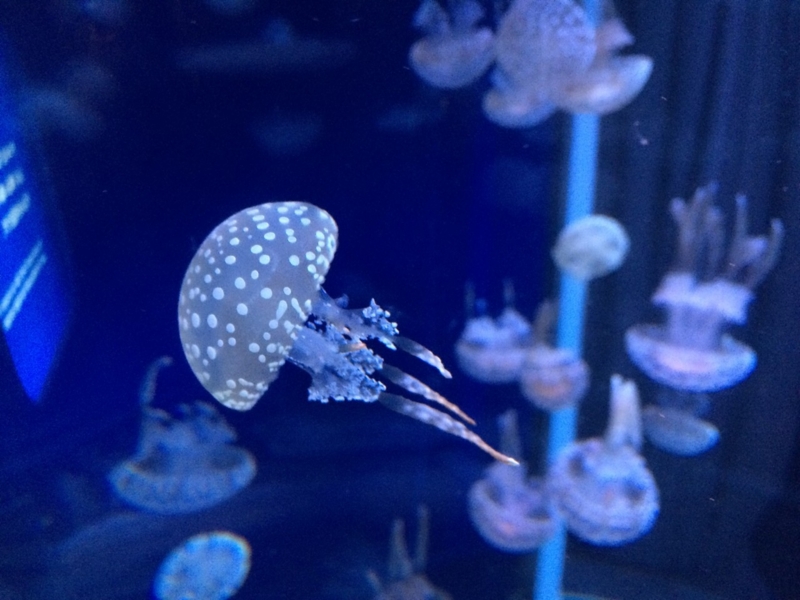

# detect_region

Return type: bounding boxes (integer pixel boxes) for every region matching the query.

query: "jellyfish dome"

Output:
[548,376,659,546]
[178,201,515,464]
[552,214,630,281]
[642,405,719,456]
[468,411,557,552]
[625,184,783,392]
[409,0,494,89]
[154,531,251,600]
[108,358,256,514]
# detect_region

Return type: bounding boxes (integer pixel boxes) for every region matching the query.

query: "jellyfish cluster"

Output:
[626,184,783,454]
[456,295,590,412]
[408,0,652,127]
[178,201,515,465]
[108,357,257,514]
[153,531,252,600]
[367,505,452,600]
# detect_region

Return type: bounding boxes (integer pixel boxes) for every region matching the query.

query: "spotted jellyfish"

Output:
[642,390,719,457]
[409,0,495,89]
[178,201,516,465]
[468,410,557,552]
[153,531,251,600]
[625,183,783,392]
[552,214,630,281]
[367,505,452,600]
[454,283,533,384]
[108,357,257,514]
[518,301,590,411]
[548,375,659,546]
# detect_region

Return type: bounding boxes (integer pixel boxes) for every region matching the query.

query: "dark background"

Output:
[0,1,797,599]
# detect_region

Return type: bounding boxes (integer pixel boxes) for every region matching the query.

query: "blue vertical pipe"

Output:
[533,3,601,599]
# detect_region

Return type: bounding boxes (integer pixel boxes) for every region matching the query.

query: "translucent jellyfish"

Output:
[409,0,495,89]
[642,390,719,456]
[367,505,452,600]
[108,357,257,514]
[178,201,516,465]
[484,0,651,127]
[625,184,783,392]
[548,375,659,546]
[468,410,557,552]
[454,284,533,384]
[552,214,630,280]
[154,531,251,600]
[518,301,590,411]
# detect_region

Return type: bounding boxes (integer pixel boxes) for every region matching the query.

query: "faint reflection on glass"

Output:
[518,301,590,412]
[626,183,783,392]
[154,531,251,600]
[367,505,452,600]
[455,283,532,384]
[642,390,719,456]
[548,375,659,546]
[108,357,257,514]
[468,410,557,552]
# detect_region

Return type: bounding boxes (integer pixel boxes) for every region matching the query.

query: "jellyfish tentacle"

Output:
[138,356,173,406]
[380,364,475,424]
[391,335,453,378]
[377,392,519,465]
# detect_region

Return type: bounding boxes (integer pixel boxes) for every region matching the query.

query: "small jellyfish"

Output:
[642,390,719,456]
[154,531,251,600]
[454,283,533,384]
[518,301,590,411]
[468,410,557,552]
[481,68,558,129]
[548,375,659,546]
[409,0,495,89]
[179,202,516,465]
[108,357,256,514]
[625,184,783,392]
[552,214,630,280]
[367,505,452,600]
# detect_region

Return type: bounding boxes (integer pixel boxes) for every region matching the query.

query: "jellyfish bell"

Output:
[625,184,783,392]
[108,358,256,514]
[409,0,495,89]
[179,201,516,465]
[548,376,659,546]
[481,75,557,128]
[468,410,557,552]
[552,214,630,281]
[154,531,251,600]
[642,404,719,456]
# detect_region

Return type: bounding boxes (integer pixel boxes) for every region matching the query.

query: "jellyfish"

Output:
[484,0,651,127]
[548,375,659,546]
[468,410,557,552]
[178,201,516,465]
[367,505,452,600]
[153,531,251,600]
[552,214,630,281]
[518,301,590,411]
[454,284,533,384]
[108,357,257,514]
[625,183,784,392]
[409,0,495,89]
[642,390,719,456]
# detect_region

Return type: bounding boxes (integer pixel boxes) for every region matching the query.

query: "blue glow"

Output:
[0,43,72,402]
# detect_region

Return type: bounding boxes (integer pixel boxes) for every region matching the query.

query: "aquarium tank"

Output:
[0,1,797,599]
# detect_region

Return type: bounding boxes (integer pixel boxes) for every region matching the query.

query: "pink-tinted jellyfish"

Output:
[367,505,452,600]
[154,531,251,600]
[178,202,515,465]
[551,214,630,281]
[468,410,557,552]
[548,375,659,546]
[409,0,494,89]
[108,358,257,514]
[518,301,590,411]
[454,285,533,384]
[642,390,719,456]
[625,184,783,392]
